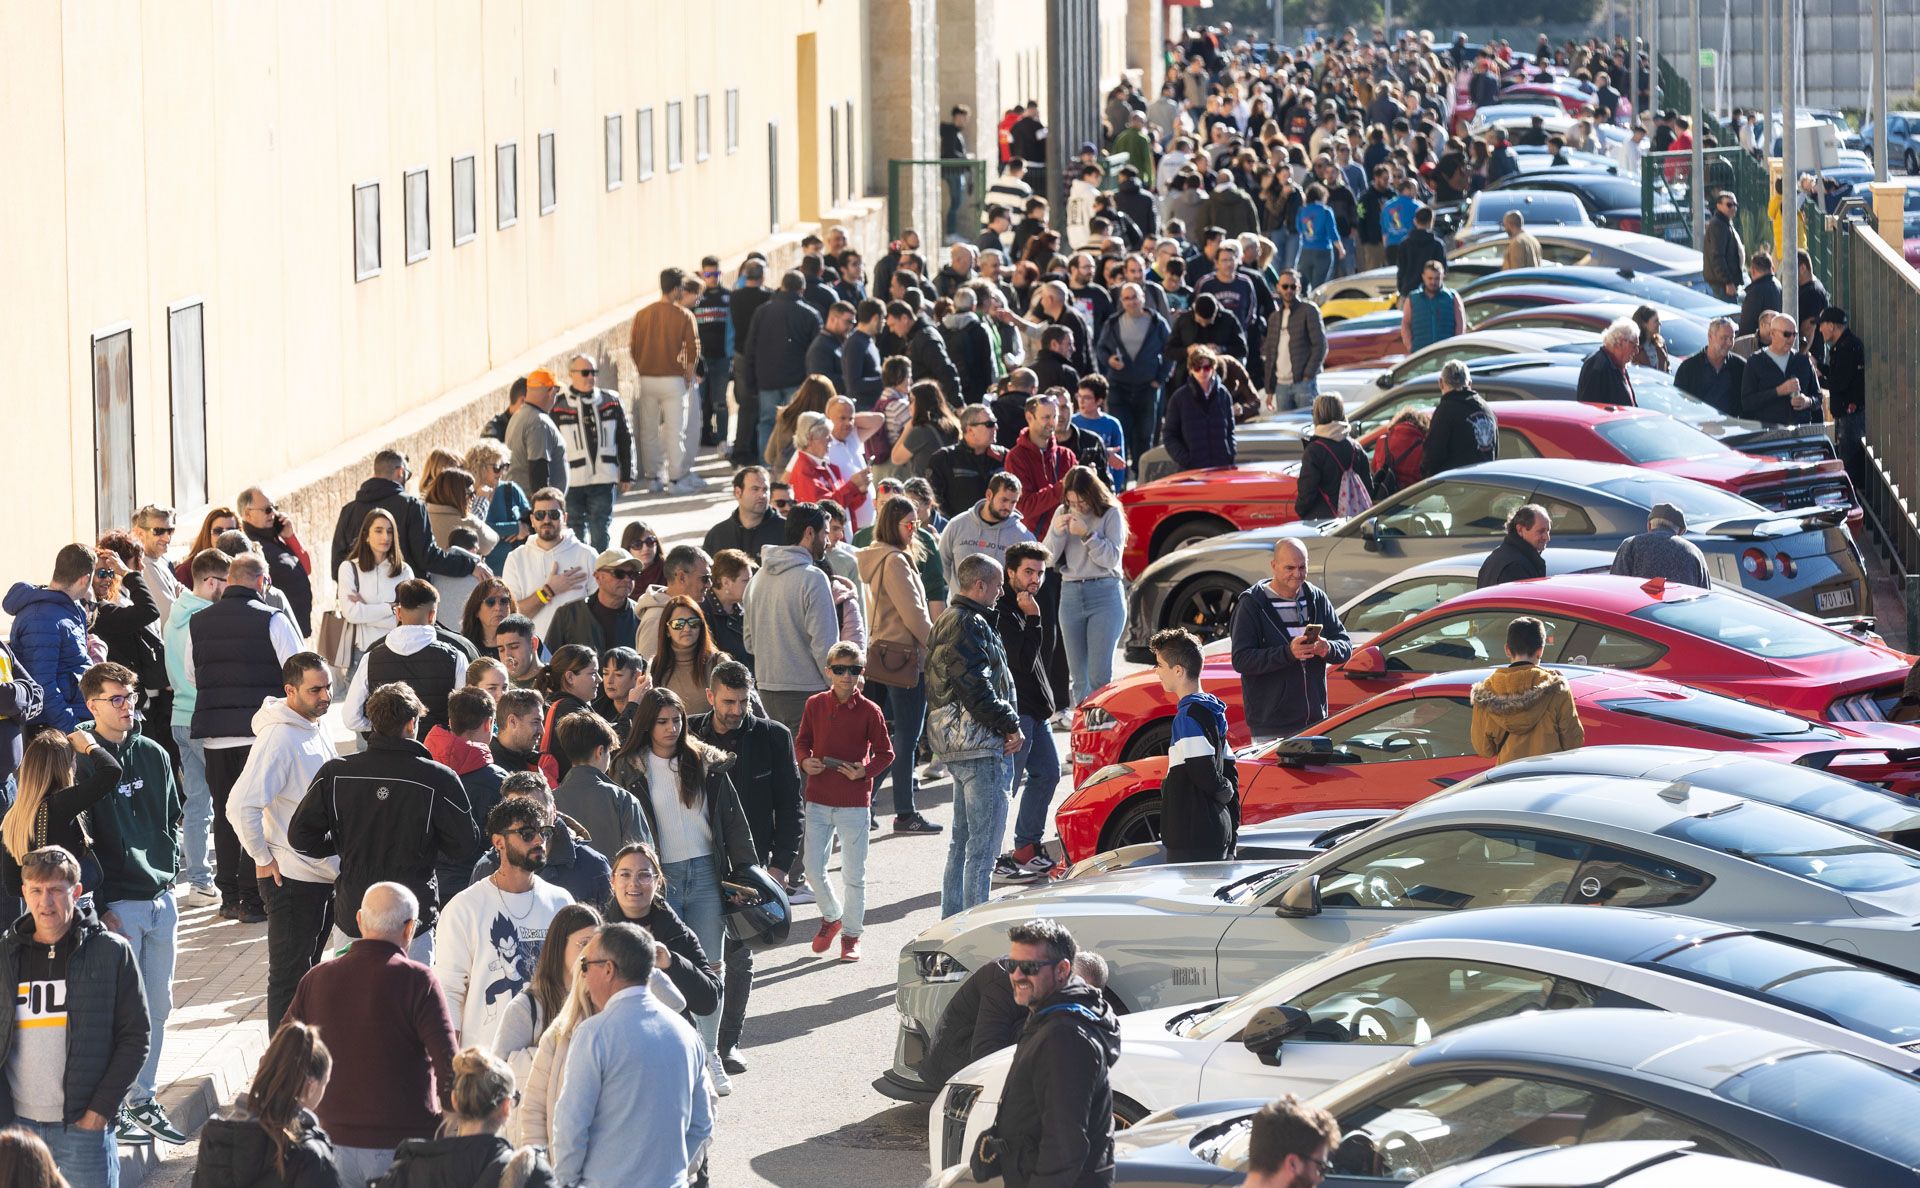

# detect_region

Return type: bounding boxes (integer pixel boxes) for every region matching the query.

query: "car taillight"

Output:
[1774,552,1798,578]
[1615,216,1642,232]
[1740,548,1772,579]
[1828,751,1892,768]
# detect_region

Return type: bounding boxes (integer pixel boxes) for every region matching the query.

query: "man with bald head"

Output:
[1229,539,1351,743]
[552,352,636,550]
[288,881,457,1187]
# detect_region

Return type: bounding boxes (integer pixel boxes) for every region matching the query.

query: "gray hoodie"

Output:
[742,545,839,693]
[937,501,1036,589]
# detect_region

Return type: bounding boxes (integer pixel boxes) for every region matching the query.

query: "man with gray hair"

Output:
[552,352,636,549]
[1421,359,1498,478]
[1610,502,1712,587]
[634,544,714,660]
[287,881,457,1187]
[1576,317,1640,406]
[1740,311,1824,427]
[1674,316,1745,418]
[930,553,1024,917]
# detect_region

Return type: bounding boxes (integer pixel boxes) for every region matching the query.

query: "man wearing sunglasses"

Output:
[545,548,642,654]
[552,354,636,552]
[928,407,1010,520]
[131,505,184,627]
[503,488,597,638]
[1741,310,1826,428]
[1260,267,1327,414]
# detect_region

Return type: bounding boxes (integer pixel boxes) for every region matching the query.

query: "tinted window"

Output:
[1374,483,1529,539]
[1719,1052,1920,1166]
[1379,611,1576,672]
[1469,192,1592,227]
[1560,621,1668,668]
[1593,415,1725,462]
[1660,802,1920,894]
[1281,959,1597,1047]
[1532,494,1597,535]
[1326,696,1477,761]
[1569,843,1709,907]
[1344,576,1478,636]
[1630,593,1851,659]
[1497,428,1540,458]
[1320,828,1588,911]
[1598,692,1843,740]
[1593,474,1759,523]
[1655,933,1920,1046]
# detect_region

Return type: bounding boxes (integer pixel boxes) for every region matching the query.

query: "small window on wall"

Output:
[404,168,430,263]
[605,113,623,190]
[696,93,711,162]
[167,302,208,509]
[538,132,556,214]
[845,100,856,197]
[726,89,739,153]
[637,107,654,180]
[667,100,683,171]
[91,326,135,536]
[352,181,381,281]
[497,142,519,228]
[830,106,840,207]
[452,154,477,245]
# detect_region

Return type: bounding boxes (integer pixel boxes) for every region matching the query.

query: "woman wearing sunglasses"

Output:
[618,521,665,590]
[648,596,721,707]
[463,440,531,573]
[171,505,241,585]
[425,467,501,623]
[459,579,520,660]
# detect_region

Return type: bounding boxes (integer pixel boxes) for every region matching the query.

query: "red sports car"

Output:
[1070,573,1912,785]
[1117,401,1858,577]
[1058,666,1920,862]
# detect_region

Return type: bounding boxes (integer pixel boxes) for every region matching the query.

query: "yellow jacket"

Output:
[1470,662,1585,764]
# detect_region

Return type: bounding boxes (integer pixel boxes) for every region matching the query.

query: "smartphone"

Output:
[1301,623,1324,644]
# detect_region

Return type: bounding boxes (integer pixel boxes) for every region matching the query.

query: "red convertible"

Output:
[1070,573,1912,785]
[1117,401,1858,577]
[1058,666,1920,862]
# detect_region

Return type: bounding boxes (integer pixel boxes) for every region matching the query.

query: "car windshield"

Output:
[1470,193,1591,228]
[1647,316,1707,357]
[1629,371,1729,423]
[1653,933,1920,1046]
[1596,692,1843,740]
[1593,415,1725,462]
[1629,593,1851,659]
[1659,802,1920,894]
[1718,1051,1920,1166]
[1592,473,1760,524]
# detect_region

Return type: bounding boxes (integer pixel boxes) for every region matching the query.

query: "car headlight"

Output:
[916,951,969,982]
[1082,763,1135,792]
[941,1083,985,1168]
[1078,706,1117,732]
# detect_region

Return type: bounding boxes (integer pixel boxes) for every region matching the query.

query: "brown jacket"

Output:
[1470,662,1584,764]
[629,298,699,377]
[855,542,932,651]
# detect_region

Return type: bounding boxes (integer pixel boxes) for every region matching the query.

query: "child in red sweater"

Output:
[795,641,894,961]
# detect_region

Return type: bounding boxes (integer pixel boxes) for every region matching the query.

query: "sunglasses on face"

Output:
[1191,363,1215,373]
[668,617,703,630]
[971,418,997,428]
[484,596,514,609]
[605,567,638,581]
[638,536,660,549]
[1278,283,1297,291]
[578,956,615,973]
[1007,958,1057,976]
[829,664,864,676]
[530,510,564,522]
[572,368,597,376]
[94,569,117,581]
[150,526,176,536]
[772,499,794,511]
[504,826,554,844]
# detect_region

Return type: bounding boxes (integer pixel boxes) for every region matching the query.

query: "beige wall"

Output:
[0,0,872,581]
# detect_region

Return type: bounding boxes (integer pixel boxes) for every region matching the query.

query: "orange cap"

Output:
[527,367,560,388]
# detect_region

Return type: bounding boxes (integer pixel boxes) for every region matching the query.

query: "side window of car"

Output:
[1559,621,1668,669]
[1542,244,1593,264]
[1399,344,1499,384]
[1352,394,1436,439]
[1567,844,1712,909]
[1333,1075,1605,1178]
[1318,828,1590,912]
[1379,613,1575,673]
[1497,428,1541,458]
[1279,958,1568,1048]
[1343,577,1478,637]
[1374,482,1526,539]
[1324,696,1476,762]
[1532,494,1598,536]
[1575,1093,1749,1159]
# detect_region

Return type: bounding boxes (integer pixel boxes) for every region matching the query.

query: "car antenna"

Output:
[1657,780,1691,804]
[1640,577,1668,598]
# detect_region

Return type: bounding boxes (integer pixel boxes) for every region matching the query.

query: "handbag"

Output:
[315,566,358,669]
[867,638,925,689]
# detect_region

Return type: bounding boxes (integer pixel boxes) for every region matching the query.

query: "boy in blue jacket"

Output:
[1150,628,1238,863]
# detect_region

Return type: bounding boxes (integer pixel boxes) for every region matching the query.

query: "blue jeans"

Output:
[1110,382,1162,471]
[171,724,213,889]
[1335,234,1358,277]
[107,892,177,1104]
[755,384,801,463]
[1060,579,1125,708]
[700,356,733,443]
[944,171,971,239]
[17,1119,115,1188]
[1297,247,1335,291]
[1273,378,1319,412]
[1010,715,1061,851]
[882,678,927,817]
[664,853,725,1053]
[1270,229,1299,271]
[565,483,616,551]
[941,753,1014,917]
[804,803,870,936]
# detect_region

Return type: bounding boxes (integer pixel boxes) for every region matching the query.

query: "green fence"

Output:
[886,158,989,242]
[1641,147,1772,251]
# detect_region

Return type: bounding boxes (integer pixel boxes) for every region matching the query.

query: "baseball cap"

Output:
[527,367,560,388]
[593,547,636,571]
[1079,141,1098,155]
[1817,306,1849,326]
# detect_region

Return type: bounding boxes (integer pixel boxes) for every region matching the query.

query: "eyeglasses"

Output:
[94,568,117,581]
[1007,958,1058,976]
[970,418,997,428]
[1301,1155,1334,1175]
[572,367,598,376]
[484,596,514,609]
[150,526,176,536]
[1278,284,1297,291]
[606,568,638,581]
[504,826,554,844]
[87,694,133,710]
[668,616,703,630]
[577,956,615,973]
[638,536,660,549]
[530,510,564,522]
[829,664,864,676]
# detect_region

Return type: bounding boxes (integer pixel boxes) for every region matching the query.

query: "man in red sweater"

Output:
[795,641,894,963]
[287,881,456,1187]
[1004,391,1078,528]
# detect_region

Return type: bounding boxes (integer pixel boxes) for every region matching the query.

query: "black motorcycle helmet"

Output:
[721,863,791,949]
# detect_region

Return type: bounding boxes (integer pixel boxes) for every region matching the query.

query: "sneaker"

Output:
[235,902,267,924]
[995,845,1053,881]
[840,934,862,962]
[869,814,880,831]
[919,760,947,781]
[649,480,670,494]
[810,918,843,954]
[114,1108,154,1146]
[1049,710,1074,732]
[708,1050,733,1097]
[217,902,242,921]
[785,882,815,906]
[894,814,944,835]
[125,1099,189,1145]
[1015,849,1057,879]
[671,473,709,493]
[179,884,219,908]
[721,1049,749,1076]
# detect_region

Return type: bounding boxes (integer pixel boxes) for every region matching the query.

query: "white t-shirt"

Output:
[646,751,715,865]
[433,873,574,1044]
[503,534,600,637]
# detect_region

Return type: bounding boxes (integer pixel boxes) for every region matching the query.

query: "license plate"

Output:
[1816,587,1857,611]
[1664,224,1691,242]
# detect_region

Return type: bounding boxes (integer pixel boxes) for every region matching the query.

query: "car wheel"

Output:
[1120,719,1173,764]
[1154,515,1237,561]
[1113,1095,1152,1130]
[1165,572,1244,645]
[1103,793,1164,852]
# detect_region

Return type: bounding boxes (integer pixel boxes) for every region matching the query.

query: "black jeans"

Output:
[204,745,260,910]
[260,875,334,1032]
[719,931,752,1055]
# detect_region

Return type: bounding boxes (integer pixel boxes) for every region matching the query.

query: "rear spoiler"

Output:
[1792,747,1920,773]
[1699,506,1849,538]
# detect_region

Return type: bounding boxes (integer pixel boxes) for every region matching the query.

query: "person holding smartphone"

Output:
[794,642,894,963]
[1228,538,1351,745]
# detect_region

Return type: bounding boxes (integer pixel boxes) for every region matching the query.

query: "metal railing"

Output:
[1641,146,1771,251]
[886,158,989,242]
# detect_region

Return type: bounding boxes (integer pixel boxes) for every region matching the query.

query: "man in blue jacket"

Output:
[1229,538,1351,744]
[3,544,97,731]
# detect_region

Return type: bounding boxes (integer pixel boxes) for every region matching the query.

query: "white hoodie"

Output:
[338,623,470,731]
[227,698,341,885]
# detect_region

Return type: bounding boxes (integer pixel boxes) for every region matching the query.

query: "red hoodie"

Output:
[424,725,494,777]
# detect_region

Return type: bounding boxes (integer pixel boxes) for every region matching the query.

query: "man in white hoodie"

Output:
[227,651,340,1032]
[338,579,469,735]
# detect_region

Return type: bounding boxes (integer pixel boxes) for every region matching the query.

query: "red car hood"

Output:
[1125,461,1301,496]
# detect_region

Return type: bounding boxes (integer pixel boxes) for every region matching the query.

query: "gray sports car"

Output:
[1121,458,1865,657]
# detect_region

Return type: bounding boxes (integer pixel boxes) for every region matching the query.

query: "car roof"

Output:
[1363,905,1732,963]
[1442,456,1646,485]
[1483,400,1660,429]
[1413,327,1592,353]
[1411,1009,1820,1091]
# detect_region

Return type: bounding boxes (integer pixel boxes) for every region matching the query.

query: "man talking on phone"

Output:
[1228,539,1351,745]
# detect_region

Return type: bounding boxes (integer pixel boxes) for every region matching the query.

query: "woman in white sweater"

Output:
[1042,465,1129,707]
[336,507,413,658]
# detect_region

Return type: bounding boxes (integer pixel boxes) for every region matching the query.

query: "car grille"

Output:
[941,1084,984,1169]
[1742,475,1856,514]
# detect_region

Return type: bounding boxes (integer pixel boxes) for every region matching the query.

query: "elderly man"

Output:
[1398,260,1465,353]
[1576,317,1640,405]
[1741,312,1824,427]
[1673,317,1745,418]
[1610,502,1711,587]
[1229,539,1351,745]
[1421,359,1498,478]
[1477,504,1553,588]
[1500,210,1542,270]
[1260,268,1328,413]
[551,923,713,1187]
[1096,281,1172,469]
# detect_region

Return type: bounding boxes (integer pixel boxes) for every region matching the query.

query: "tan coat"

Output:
[855,542,932,651]
[1470,662,1585,764]
[1503,231,1543,271]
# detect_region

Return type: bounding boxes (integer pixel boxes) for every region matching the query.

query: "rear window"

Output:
[1592,474,1760,524]
[1719,1051,1920,1166]
[1629,593,1851,659]
[1470,192,1591,228]
[1593,416,1725,463]
[1597,693,1843,741]
[1654,933,1920,1046]
[1659,802,1920,894]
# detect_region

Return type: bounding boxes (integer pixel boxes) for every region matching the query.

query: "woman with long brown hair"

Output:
[1043,464,1129,707]
[172,506,240,583]
[336,507,411,657]
[491,902,602,1082]
[856,496,939,834]
[618,520,664,590]
[460,577,519,657]
[648,595,720,706]
[0,1128,67,1188]
[890,380,960,480]
[193,1020,339,1188]
[764,374,839,474]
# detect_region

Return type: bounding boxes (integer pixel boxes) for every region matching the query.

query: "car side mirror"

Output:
[1361,518,1381,550]
[1242,1004,1313,1066]
[1346,644,1387,675]
[1275,874,1322,918]
[1373,374,1391,389]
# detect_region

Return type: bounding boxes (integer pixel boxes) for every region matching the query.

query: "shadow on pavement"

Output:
[746,982,898,1042]
[747,1099,933,1188]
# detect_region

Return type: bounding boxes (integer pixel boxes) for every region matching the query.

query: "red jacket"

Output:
[423,725,491,777]
[1005,432,1077,528]
[795,689,894,808]
[1371,419,1427,490]
[789,450,870,520]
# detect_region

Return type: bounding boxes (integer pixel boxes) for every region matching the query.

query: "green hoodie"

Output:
[80,722,182,902]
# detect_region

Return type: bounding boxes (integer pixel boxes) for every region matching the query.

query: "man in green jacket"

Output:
[77,661,187,1148]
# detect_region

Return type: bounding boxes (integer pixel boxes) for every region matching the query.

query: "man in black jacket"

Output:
[929,408,1009,518]
[1164,294,1248,392]
[920,948,1112,1092]
[1476,504,1552,588]
[0,845,150,1175]
[1575,320,1639,406]
[738,271,823,458]
[289,682,482,964]
[1674,317,1745,419]
[1393,206,1448,298]
[1421,360,1498,477]
[702,466,788,561]
[238,487,314,636]
[343,580,469,736]
[330,450,486,581]
[1701,192,1745,300]
[1737,250,1783,338]
[689,660,801,1076]
[728,260,773,464]
[1741,313,1825,427]
[1229,539,1352,744]
[887,300,965,407]
[992,919,1121,1188]
[995,543,1060,882]
[1816,306,1867,488]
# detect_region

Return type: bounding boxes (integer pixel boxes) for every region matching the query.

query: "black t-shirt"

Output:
[587,596,627,650]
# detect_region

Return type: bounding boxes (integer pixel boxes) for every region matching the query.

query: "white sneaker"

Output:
[178,884,219,908]
[671,473,709,493]
[709,1051,733,1097]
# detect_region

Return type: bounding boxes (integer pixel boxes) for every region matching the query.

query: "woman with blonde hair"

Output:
[0,730,116,898]
[491,902,602,1084]
[193,1020,340,1188]
[336,507,412,658]
[381,1047,552,1186]
[464,439,531,572]
[415,447,462,497]
[425,467,499,619]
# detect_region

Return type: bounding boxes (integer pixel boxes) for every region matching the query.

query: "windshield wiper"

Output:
[1215,866,1289,901]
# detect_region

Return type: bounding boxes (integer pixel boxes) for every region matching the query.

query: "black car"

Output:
[1487,169,1680,235]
